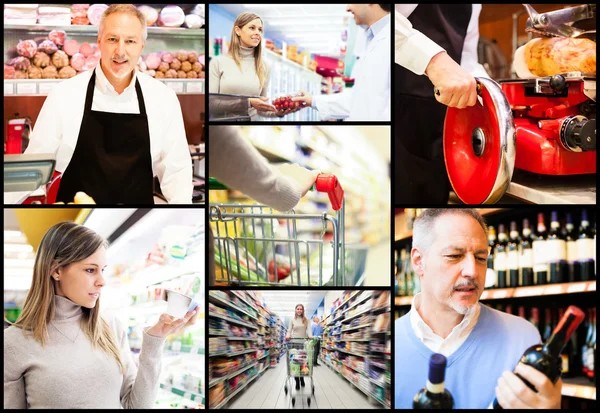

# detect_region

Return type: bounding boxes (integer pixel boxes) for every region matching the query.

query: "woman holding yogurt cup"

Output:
[209,11,301,119]
[4,221,198,409]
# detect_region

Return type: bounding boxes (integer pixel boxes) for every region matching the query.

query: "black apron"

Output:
[395,5,473,204]
[57,70,154,204]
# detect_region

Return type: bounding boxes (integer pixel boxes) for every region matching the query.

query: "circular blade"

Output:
[443,77,516,204]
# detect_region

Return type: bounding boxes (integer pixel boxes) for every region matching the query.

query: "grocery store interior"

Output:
[4,208,205,409]
[208,3,367,121]
[4,4,205,204]
[209,289,391,409]
[209,125,390,287]
[438,4,595,204]
[394,207,596,410]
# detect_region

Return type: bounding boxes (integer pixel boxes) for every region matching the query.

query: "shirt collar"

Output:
[366,13,390,40]
[95,62,138,95]
[409,292,481,341]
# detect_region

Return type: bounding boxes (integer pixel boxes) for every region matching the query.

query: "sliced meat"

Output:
[10,56,31,71]
[70,53,86,71]
[88,4,109,26]
[72,16,90,25]
[48,30,66,46]
[16,39,37,58]
[145,53,161,70]
[184,14,204,29]
[37,39,58,55]
[64,39,80,57]
[160,52,174,64]
[79,42,93,57]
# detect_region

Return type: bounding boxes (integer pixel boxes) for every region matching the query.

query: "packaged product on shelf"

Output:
[209,381,226,407]
[4,4,39,25]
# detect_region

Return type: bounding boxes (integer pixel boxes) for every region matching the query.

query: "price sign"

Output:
[544,285,563,296]
[167,82,184,94]
[39,82,59,95]
[186,81,204,93]
[17,82,37,95]
[4,82,14,95]
[567,283,587,294]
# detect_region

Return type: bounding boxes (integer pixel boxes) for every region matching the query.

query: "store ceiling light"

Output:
[4,243,33,253]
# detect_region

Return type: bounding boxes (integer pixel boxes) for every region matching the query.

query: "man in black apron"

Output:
[395,5,477,205]
[56,70,154,204]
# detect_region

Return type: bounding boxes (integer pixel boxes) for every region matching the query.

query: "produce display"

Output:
[523,37,596,77]
[3,4,205,29]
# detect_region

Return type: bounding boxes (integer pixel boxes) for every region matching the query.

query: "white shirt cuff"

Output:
[395,29,446,76]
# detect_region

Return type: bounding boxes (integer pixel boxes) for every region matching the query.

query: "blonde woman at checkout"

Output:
[3,222,198,409]
[285,303,313,390]
[209,12,300,120]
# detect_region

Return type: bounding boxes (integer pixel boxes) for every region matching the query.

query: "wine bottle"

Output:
[397,249,405,296]
[529,307,541,338]
[542,308,553,343]
[577,209,595,281]
[520,219,534,287]
[413,353,454,409]
[556,308,570,377]
[547,211,568,283]
[564,213,580,282]
[495,224,508,289]
[533,213,548,285]
[507,221,520,288]
[486,226,498,289]
[493,306,586,409]
[582,308,593,377]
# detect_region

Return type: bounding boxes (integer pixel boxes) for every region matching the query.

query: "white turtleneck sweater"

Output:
[209,46,276,119]
[3,295,166,409]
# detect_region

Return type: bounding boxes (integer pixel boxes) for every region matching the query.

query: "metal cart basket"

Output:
[284,338,316,407]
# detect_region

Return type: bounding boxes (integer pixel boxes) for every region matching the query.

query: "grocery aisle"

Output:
[394,207,597,410]
[209,290,391,409]
[4,208,205,409]
[209,125,390,287]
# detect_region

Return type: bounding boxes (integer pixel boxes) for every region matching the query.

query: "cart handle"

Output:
[209,174,344,211]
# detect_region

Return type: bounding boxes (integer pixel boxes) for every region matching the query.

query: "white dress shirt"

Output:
[311,13,390,121]
[409,293,481,357]
[25,64,193,203]
[395,4,490,78]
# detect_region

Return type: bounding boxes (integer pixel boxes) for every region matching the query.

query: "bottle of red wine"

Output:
[413,353,454,409]
[564,213,580,282]
[495,224,508,289]
[533,213,548,285]
[493,305,586,409]
[547,211,567,284]
[520,219,534,287]
[507,221,520,288]
[577,209,595,281]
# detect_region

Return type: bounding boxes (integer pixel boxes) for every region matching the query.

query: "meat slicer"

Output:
[443,4,596,204]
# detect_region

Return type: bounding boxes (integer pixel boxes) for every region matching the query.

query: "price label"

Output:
[186,81,204,93]
[567,283,587,294]
[562,385,577,397]
[4,82,14,95]
[167,82,184,94]
[587,282,596,292]
[17,82,37,95]
[39,82,59,95]
[544,285,563,296]
[493,290,509,299]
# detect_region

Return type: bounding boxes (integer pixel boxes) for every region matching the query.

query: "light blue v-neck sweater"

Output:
[395,304,541,409]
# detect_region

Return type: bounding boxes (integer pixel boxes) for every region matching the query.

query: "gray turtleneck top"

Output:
[209,45,276,119]
[3,295,166,409]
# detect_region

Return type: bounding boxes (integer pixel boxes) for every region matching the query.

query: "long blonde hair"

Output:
[294,303,309,328]
[229,12,267,89]
[12,221,125,374]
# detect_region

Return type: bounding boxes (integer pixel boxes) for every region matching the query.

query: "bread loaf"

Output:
[524,37,596,77]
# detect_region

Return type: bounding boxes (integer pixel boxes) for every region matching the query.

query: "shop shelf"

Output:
[338,338,369,342]
[340,323,371,332]
[339,369,390,408]
[209,330,230,337]
[342,307,372,324]
[224,348,258,357]
[208,312,257,330]
[208,362,257,388]
[227,337,258,341]
[209,292,257,320]
[4,78,204,96]
[5,24,205,38]
[257,352,271,361]
[211,369,260,409]
[159,383,204,404]
[336,348,368,358]
[341,293,372,316]
[562,377,596,400]
[230,291,259,312]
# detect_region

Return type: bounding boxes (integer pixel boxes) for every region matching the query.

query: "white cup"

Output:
[164,289,198,319]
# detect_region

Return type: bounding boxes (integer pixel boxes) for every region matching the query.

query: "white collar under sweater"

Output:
[409,293,481,357]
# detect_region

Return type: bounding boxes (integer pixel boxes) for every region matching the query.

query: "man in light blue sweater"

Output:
[395,209,563,409]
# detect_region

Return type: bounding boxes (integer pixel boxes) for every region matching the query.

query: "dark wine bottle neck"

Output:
[545,314,577,356]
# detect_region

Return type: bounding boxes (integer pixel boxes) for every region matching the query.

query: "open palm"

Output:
[146,309,198,338]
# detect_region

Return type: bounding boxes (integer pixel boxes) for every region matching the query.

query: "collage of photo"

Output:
[3,2,596,411]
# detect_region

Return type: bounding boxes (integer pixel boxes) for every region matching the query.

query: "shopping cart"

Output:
[284,338,316,407]
[210,174,365,286]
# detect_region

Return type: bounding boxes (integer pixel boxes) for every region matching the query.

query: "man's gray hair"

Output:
[98,4,148,43]
[412,209,488,256]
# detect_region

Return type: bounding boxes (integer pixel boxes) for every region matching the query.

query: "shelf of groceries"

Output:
[211,125,389,247]
[208,290,285,409]
[320,290,391,408]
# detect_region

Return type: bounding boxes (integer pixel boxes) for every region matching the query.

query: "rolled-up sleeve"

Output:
[394,5,445,75]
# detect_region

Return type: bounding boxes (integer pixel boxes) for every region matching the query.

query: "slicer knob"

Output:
[549,75,566,92]
[560,116,596,152]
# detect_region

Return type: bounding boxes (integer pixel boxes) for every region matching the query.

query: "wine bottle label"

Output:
[566,241,578,263]
[532,241,548,273]
[507,251,519,270]
[485,268,497,288]
[520,249,533,269]
[546,239,567,262]
[494,252,507,271]
[576,239,595,261]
